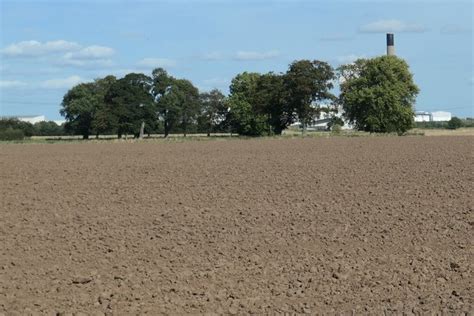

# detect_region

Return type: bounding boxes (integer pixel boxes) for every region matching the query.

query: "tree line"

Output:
[59,55,423,139]
[1,55,423,141]
[58,60,334,139]
[0,119,66,140]
[59,55,422,139]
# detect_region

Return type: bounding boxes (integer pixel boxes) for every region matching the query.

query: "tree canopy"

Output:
[57,55,422,139]
[338,56,419,134]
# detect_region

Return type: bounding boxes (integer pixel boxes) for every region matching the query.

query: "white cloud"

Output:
[40,76,85,89]
[359,19,427,33]
[0,80,27,88]
[234,50,280,61]
[64,45,115,60]
[137,58,176,68]
[440,24,472,34]
[59,45,115,68]
[58,58,114,68]
[1,40,117,69]
[1,40,81,57]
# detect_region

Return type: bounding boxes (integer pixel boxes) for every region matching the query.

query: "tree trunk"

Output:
[164,120,169,138]
[139,121,145,139]
[83,133,89,140]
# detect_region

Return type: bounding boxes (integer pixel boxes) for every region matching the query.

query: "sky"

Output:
[0,0,473,120]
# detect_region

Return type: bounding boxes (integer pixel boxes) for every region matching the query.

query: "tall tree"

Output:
[253,73,290,135]
[91,75,117,138]
[60,82,100,139]
[104,73,154,138]
[339,56,419,134]
[150,68,176,137]
[199,89,228,136]
[151,68,200,137]
[284,60,336,130]
[227,72,271,136]
[175,79,200,137]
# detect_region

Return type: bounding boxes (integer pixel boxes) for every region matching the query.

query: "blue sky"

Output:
[0,0,472,120]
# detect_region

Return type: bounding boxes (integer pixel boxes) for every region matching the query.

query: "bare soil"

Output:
[0,137,472,314]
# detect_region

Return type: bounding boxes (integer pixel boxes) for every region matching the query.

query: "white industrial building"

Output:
[414,111,452,122]
[290,104,352,131]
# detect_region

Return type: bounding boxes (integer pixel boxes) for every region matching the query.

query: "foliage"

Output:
[104,73,154,138]
[327,116,345,130]
[0,118,66,137]
[226,95,269,136]
[331,124,342,134]
[53,54,425,138]
[0,118,34,136]
[447,117,463,130]
[339,56,419,135]
[150,68,200,137]
[33,121,65,136]
[227,61,335,136]
[60,83,99,139]
[0,127,24,141]
[198,89,228,135]
[285,60,336,128]
[229,72,261,102]
[253,73,290,135]
[414,121,448,129]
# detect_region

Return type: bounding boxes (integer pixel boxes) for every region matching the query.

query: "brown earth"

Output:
[0,137,473,314]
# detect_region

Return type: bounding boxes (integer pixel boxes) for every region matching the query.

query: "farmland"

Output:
[0,137,472,314]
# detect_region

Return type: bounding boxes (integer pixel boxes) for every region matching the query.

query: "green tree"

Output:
[339,56,419,134]
[150,68,178,137]
[253,73,290,135]
[284,60,336,130]
[226,95,268,136]
[151,68,200,137]
[447,117,463,130]
[60,82,100,139]
[33,121,64,136]
[229,72,261,102]
[198,89,228,136]
[175,79,200,137]
[91,75,117,138]
[0,119,34,137]
[0,128,24,141]
[104,73,154,138]
[227,72,272,136]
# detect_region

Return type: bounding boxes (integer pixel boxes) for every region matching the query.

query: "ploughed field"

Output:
[0,137,472,314]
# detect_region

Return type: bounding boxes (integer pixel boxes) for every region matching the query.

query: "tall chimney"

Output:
[386,33,395,56]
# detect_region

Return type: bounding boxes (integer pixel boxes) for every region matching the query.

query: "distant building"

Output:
[1,115,46,124]
[414,111,452,122]
[290,104,352,131]
[431,111,452,122]
[414,111,432,122]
